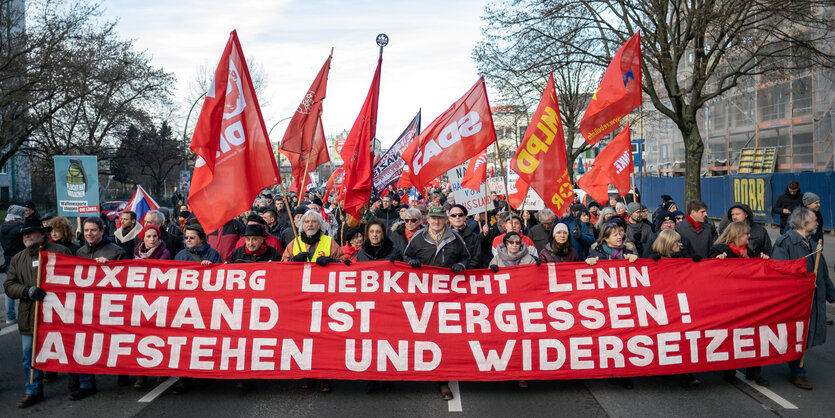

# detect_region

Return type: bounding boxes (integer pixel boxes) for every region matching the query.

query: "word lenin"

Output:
[412,111,482,175]
[515,107,560,174]
[195,60,248,168]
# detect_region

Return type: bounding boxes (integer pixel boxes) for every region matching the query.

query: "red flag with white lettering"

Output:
[401,78,497,189]
[577,124,633,205]
[579,32,642,145]
[508,73,573,217]
[189,31,280,233]
[460,150,487,191]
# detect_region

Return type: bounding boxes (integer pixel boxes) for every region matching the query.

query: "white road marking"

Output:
[138,377,179,403]
[735,371,798,410]
[0,324,18,336]
[447,380,462,412]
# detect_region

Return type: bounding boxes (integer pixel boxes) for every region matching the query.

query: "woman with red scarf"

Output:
[709,221,771,387]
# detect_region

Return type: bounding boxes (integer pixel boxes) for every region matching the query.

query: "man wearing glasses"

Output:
[447,204,483,268]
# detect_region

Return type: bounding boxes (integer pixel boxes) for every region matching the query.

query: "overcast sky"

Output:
[100,0,491,148]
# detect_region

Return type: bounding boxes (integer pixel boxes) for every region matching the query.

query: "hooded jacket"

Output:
[727,203,772,256]
[403,227,470,268]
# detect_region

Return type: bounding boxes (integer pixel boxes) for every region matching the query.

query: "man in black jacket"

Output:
[728,203,772,256]
[447,204,483,269]
[4,217,71,408]
[773,180,803,233]
[228,224,281,263]
[373,195,400,229]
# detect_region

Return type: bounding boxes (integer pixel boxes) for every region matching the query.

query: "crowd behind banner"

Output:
[1,178,833,408]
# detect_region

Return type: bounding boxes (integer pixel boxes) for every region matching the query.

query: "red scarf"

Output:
[686,214,702,232]
[728,242,749,258]
[245,243,267,256]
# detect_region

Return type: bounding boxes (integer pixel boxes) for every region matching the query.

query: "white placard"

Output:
[446,163,495,215]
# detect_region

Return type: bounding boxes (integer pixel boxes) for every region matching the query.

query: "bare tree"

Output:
[473,3,598,179]
[111,119,183,197]
[476,0,835,202]
[0,0,174,167]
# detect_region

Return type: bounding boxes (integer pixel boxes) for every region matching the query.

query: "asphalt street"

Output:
[1,226,834,417]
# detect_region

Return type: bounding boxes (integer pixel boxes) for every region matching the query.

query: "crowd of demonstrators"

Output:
[3,177,835,407]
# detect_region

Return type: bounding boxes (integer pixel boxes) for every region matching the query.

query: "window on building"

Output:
[0,187,8,202]
[792,76,812,117]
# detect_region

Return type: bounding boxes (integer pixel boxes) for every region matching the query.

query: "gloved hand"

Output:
[625,254,638,263]
[573,228,582,240]
[585,257,599,266]
[692,255,702,263]
[408,259,421,269]
[535,257,542,266]
[489,264,499,273]
[651,254,662,262]
[389,256,398,264]
[451,263,465,273]
[26,286,46,301]
[315,256,337,266]
[632,232,642,243]
[289,253,308,262]
[343,259,352,266]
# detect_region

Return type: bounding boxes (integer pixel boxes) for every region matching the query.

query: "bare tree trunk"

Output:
[682,123,704,204]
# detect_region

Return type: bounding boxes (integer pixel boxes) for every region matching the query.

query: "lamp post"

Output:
[269,115,293,187]
[182,92,207,170]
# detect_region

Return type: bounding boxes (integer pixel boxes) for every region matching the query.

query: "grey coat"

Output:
[404,227,470,268]
[772,230,835,348]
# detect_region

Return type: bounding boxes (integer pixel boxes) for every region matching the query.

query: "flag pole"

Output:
[799,238,824,368]
[493,140,511,210]
[29,252,43,384]
[277,182,298,239]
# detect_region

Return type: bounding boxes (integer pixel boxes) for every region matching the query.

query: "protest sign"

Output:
[35,253,813,381]
[53,156,99,216]
[447,163,494,215]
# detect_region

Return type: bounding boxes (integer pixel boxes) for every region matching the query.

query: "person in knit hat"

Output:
[802,192,823,244]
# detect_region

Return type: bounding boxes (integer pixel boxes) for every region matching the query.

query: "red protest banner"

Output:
[35,253,812,381]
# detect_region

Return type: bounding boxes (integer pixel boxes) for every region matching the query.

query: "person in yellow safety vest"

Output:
[282,209,344,393]
[282,209,344,265]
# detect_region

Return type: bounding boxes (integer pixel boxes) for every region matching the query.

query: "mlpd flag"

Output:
[280,54,332,193]
[509,73,573,217]
[401,77,497,189]
[460,149,487,191]
[580,32,642,145]
[188,30,280,234]
[577,123,634,205]
[340,57,382,220]
[124,185,159,225]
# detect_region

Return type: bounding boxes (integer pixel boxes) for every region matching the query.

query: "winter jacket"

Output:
[373,206,400,229]
[114,225,141,255]
[539,247,579,263]
[587,242,637,260]
[489,243,537,268]
[708,243,761,259]
[773,187,804,232]
[0,219,24,261]
[174,243,223,263]
[208,219,245,262]
[527,224,551,252]
[281,234,345,262]
[4,242,71,334]
[228,244,281,263]
[675,218,717,259]
[772,230,835,348]
[562,216,594,260]
[643,230,693,258]
[53,239,80,255]
[727,203,773,256]
[625,219,653,256]
[390,220,422,254]
[404,227,470,268]
[453,225,484,269]
[354,238,403,262]
[76,237,127,261]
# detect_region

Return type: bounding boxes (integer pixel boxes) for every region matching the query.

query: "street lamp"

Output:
[182,92,207,170]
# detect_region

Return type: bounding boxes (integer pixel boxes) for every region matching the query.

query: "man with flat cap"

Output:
[4,217,71,408]
[228,223,282,264]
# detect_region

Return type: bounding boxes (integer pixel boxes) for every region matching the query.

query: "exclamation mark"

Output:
[677,293,691,323]
[796,321,804,352]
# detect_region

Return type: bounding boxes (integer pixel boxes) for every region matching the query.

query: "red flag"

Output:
[189,31,280,233]
[324,165,345,201]
[280,55,332,193]
[396,165,414,190]
[401,77,497,189]
[509,73,574,217]
[460,150,487,191]
[507,171,528,209]
[577,123,633,204]
[340,57,382,220]
[580,32,642,145]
